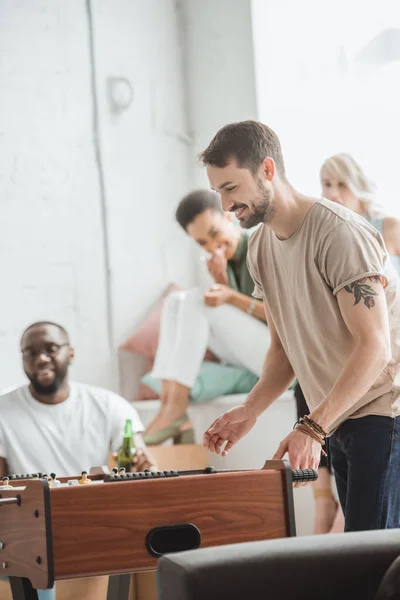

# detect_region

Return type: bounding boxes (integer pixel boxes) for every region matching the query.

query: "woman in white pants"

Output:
[143,190,270,445]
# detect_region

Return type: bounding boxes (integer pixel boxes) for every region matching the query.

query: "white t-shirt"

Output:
[0,382,144,477]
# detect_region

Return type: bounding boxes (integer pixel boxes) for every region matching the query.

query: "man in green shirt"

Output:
[143,190,269,445]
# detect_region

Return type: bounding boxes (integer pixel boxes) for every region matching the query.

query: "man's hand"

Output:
[131,448,157,472]
[203,405,257,455]
[204,284,232,307]
[207,248,229,285]
[273,429,321,486]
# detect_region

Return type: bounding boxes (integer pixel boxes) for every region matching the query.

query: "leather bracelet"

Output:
[303,415,327,438]
[294,415,327,438]
[296,422,325,444]
[295,423,328,457]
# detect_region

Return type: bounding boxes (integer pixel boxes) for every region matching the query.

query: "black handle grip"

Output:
[292,468,318,482]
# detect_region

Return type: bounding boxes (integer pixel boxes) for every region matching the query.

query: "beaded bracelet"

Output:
[302,415,327,438]
[294,418,328,457]
[294,416,327,438]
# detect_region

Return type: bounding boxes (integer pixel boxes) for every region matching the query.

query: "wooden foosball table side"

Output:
[0,445,208,600]
[0,459,301,600]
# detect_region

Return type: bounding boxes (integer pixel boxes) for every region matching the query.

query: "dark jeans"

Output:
[330,415,400,532]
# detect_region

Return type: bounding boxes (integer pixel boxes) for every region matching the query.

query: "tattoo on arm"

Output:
[344,276,385,309]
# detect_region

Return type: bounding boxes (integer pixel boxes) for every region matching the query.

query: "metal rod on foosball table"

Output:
[0,497,20,506]
[9,577,38,600]
[107,573,131,600]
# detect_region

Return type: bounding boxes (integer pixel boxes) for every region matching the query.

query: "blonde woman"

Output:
[295,153,400,535]
[321,153,400,272]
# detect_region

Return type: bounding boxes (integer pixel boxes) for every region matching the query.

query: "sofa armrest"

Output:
[157,530,400,600]
[375,554,400,599]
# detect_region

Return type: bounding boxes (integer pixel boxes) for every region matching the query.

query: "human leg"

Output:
[330,415,400,532]
[204,303,270,377]
[312,466,340,534]
[146,295,270,443]
[0,577,55,600]
[145,290,209,442]
[152,289,210,387]
[329,499,345,533]
[37,590,54,600]
[294,383,343,534]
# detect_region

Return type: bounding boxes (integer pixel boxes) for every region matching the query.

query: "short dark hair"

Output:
[199,120,285,175]
[81,471,87,475]
[175,190,222,231]
[21,321,69,346]
[50,473,56,479]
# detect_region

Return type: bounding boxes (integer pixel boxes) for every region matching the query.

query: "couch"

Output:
[157,529,400,600]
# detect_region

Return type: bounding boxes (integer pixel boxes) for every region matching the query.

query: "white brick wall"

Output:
[0,0,257,392]
[0,0,112,389]
[0,0,196,391]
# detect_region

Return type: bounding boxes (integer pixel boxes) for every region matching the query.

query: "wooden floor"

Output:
[0,571,158,600]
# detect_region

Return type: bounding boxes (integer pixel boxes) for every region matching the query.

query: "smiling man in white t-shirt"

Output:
[0,321,155,479]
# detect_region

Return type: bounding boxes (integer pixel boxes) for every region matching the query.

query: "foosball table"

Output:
[0,460,317,600]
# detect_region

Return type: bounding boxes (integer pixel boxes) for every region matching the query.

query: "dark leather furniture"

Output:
[157,529,400,600]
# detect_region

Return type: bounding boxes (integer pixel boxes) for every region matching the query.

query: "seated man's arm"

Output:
[310,276,391,431]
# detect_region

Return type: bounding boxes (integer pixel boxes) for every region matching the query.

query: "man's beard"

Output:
[28,365,68,396]
[231,181,276,229]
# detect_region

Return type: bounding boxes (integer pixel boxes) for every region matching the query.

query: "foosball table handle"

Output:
[0,496,21,507]
[291,468,318,483]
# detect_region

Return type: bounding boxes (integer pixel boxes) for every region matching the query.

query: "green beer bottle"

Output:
[117,419,136,472]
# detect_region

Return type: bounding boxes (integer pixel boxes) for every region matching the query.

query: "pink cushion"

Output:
[120,284,180,360]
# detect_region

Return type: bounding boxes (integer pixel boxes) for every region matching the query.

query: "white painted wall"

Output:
[0,0,111,390]
[0,0,195,392]
[90,0,195,354]
[180,0,258,188]
[0,0,259,393]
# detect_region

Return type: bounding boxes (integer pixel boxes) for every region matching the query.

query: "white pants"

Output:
[152,289,270,388]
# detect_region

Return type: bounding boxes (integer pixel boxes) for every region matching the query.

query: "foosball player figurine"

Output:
[79,471,91,485]
[1,476,12,489]
[32,473,39,479]
[118,467,126,476]
[49,472,61,487]
[112,467,118,475]
[42,474,49,481]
